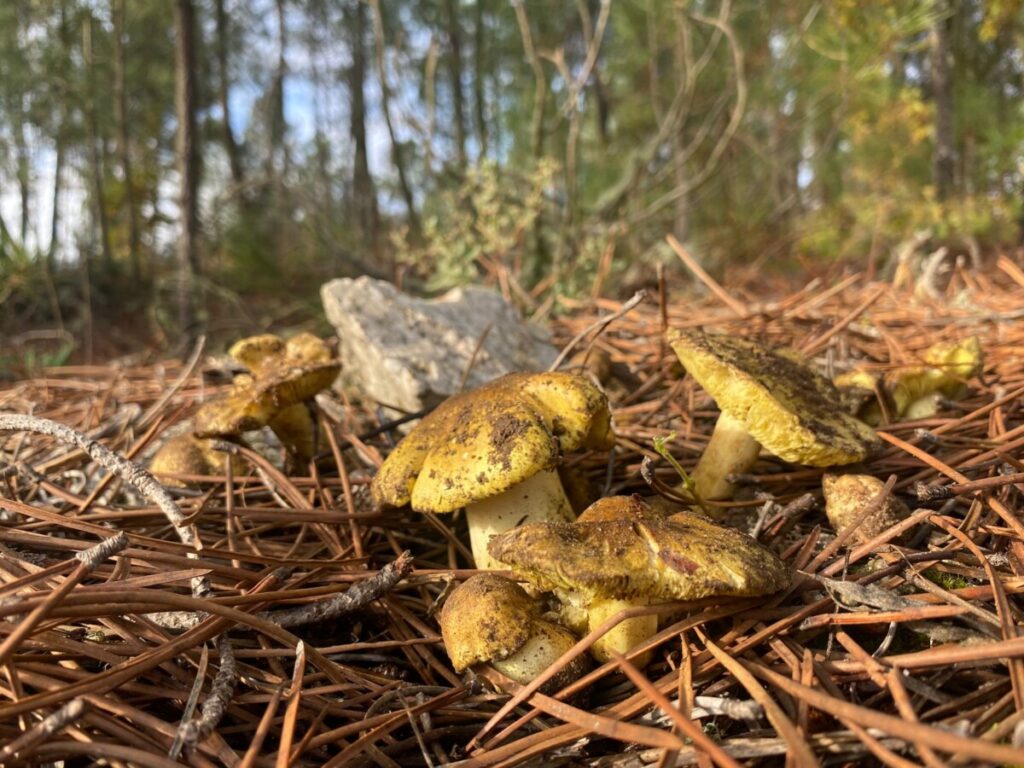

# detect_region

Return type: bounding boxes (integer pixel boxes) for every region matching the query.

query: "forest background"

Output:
[0,0,1020,364]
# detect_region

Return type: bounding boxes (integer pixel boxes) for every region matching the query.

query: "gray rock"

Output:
[321,277,558,413]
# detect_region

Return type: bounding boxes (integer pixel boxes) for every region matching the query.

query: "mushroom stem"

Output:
[587,598,657,668]
[491,620,584,688]
[688,411,761,503]
[466,469,574,570]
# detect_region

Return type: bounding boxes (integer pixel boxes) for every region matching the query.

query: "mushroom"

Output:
[823,473,910,545]
[439,573,589,691]
[834,336,983,425]
[667,329,880,502]
[194,332,340,441]
[888,335,983,420]
[149,432,245,487]
[371,372,614,570]
[150,332,340,482]
[488,495,791,666]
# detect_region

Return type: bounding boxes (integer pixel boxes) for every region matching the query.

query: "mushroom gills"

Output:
[466,468,574,571]
[687,411,761,503]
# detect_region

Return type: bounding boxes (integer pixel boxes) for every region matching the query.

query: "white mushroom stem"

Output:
[492,620,578,684]
[467,468,574,570]
[588,598,658,668]
[687,411,761,504]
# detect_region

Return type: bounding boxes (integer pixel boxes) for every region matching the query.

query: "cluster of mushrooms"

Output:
[370,328,983,690]
[150,327,982,691]
[150,332,341,484]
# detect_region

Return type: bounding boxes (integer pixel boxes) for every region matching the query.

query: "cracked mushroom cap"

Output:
[668,329,880,466]
[194,335,340,439]
[488,497,791,602]
[823,473,910,544]
[371,372,614,513]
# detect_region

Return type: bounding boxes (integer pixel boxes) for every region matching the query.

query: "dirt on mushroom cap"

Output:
[488,497,792,602]
[439,573,538,671]
[668,329,880,466]
[371,372,614,513]
[823,473,910,544]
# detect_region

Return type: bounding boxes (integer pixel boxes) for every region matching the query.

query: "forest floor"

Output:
[3,257,1024,765]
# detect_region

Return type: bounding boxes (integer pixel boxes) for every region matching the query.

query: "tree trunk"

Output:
[15,105,29,245]
[48,138,63,267]
[267,0,289,180]
[349,0,379,251]
[83,12,114,272]
[113,0,141,282]
[174,0,200,335]
[369,0,420,235]
[214,0,243,186]
[473,0,487,159]
[930,1,955,201]
[444,0,467,170]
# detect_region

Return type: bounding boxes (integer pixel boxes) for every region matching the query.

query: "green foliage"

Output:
[4,0,1024,354]
[393,159,559,291]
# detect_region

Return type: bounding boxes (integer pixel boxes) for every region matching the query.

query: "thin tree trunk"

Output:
[174,0,200,334]
[48,138,63,267]
[267,0,289,179]
[15,106,30,245]
[269,0,290,268]
[214,0,243,185]
[83,13,113,272]
[473,0,487,159]
[113,0,141,282]
[368,0,420,235]
[349,0,379,252]
[444,0,467,170]
[49,0,70,269]
[930,0,955,201]
[512,0,547,160]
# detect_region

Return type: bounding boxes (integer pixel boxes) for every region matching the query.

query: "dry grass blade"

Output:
[612,652,742,768]
[697,632,819,767]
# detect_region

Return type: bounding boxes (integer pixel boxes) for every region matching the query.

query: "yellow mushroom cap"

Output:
[668,329,880,466]
[371,372,614,513]
[488,496,791,602]
[150,433,244,487]
[439,574,539,671]
[922,335,983,382]
[822,473,910,544]
[228,334,285,369]
[194,336,340,440]
[576,494,654,523]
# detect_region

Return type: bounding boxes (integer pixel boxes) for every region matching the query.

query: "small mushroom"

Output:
[149,433,245,487]
[889,335,983,419]
[195,332,339,440]
[823,473,910,544]
[488,496,791,666]
[668,329,880,502]
[834,336,983,425]
[834,369,885,421]
[372,372,614,570]
[439,574,589,691]
[150,333,339,483]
